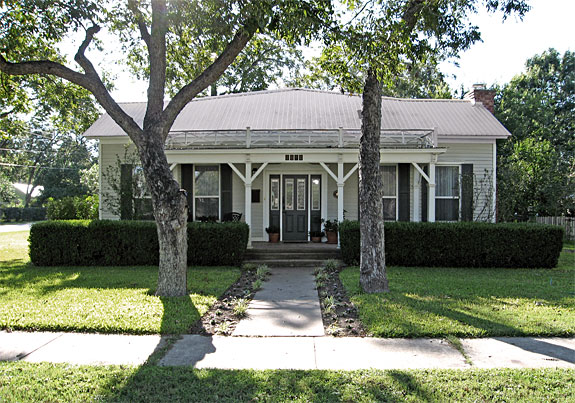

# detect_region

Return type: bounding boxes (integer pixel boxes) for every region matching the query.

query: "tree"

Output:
[495,49,575,219]
[322,0,528,293]
[0,0,334,296]
[290,46,452,99]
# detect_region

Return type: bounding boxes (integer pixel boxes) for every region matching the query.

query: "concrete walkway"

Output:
[1,331,574,369]
[233,267,324,337]
[0,222,34,233]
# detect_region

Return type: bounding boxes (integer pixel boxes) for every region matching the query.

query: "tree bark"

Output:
[359,69,389,293]
[138,127,188,297]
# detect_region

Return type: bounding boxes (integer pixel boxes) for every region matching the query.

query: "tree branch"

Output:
[402,0,425,33]
[163,27,254,139]
[145,0,168,128]
[127,0,151,48]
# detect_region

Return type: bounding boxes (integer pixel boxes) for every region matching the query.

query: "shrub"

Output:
[339,220,564,269]
[29,220,249,267]
[0,207,46,222]
[45,196,99,220]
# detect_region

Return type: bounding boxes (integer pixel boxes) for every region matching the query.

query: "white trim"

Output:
[98,141,103,219]
[319,162,338,182]
[492,142,497,223]
[251,162,268,181]
[411,162,430,183]
[343,163,359,183]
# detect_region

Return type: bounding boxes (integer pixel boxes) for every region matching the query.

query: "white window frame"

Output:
[193,164,221,221]
[435,164,461,222]
[381,164,398,221]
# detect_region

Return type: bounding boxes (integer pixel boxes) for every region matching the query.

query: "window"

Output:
[194,165,219,220]
[270,178,280,210]
[120,164,153,220]
[436,165,460,221]
[311,177,321,211]
[381,165,397,221]
[297,178,306,210]
[285,178,294,210]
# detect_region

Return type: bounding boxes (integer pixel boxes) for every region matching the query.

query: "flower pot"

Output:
[268,233,280,243]
[311,236,322,243]
[326,230,338,244]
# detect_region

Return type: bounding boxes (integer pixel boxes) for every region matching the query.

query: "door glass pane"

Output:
[383,198,396,221]
[285,179,294,210]
[195,198,219,220]
[311,178,320,211]
[297,178,306,210]
[271,178,279,210]
[436,166,459,197]
[381,165,396,196]
[195,166,219,196]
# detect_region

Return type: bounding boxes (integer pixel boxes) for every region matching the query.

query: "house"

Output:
[84,86,509,246]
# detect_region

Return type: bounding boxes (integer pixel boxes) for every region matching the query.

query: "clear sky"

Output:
[440,0,575,91]
[108,0,574,102]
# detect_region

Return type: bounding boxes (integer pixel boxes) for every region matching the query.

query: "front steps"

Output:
[244,243,342,268]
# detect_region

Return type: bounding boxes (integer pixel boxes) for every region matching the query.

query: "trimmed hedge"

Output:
[1,207,46,222]
[29,220,249,267]
[339,220,564,269]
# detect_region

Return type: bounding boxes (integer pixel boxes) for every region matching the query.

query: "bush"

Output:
[29,220,249,267]
[0,207,46,222]
[339,220,564,269]
[45,196,99,220]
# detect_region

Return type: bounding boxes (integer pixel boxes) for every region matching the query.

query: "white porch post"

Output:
[337,159,344,248]
[245,160,252,248]
[413,167,421,222]
[428,162,436,222]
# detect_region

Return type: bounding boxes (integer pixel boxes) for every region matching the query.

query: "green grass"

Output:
[341,250,575,338]
[564,240,575,251]
[0,231,240,334]
[0,363,573,402]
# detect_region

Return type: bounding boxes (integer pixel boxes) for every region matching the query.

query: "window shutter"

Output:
[120,164,133,220]
[461,164,474,221]
[398,163,410,221]
[221,164,233,219]
[421,165,428,222]
[181,164,194,221]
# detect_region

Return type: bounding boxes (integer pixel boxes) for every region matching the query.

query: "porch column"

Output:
[245,160,252,248]
[413,167,421,222]
[428,162,436,222]
[337,161,344,248]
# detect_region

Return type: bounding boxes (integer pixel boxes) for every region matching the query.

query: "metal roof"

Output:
[84,88,510,139]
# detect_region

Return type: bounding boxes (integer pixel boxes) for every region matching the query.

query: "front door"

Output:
[283,175,308,241]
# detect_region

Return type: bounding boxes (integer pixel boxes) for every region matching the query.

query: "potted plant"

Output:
[309,230,324,243]
[265,226,280,243]
[322,219,339,244]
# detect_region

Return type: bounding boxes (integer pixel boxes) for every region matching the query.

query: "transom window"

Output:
[381,165,397,221]
[194,165,220,220]
[436,165,460,221]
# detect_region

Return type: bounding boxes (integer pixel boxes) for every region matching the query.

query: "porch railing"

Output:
[165,127,437,150]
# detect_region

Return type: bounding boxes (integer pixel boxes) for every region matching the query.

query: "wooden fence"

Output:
[536,216,575,240]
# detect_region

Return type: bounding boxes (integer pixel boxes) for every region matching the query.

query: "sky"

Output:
[107,0,574,102]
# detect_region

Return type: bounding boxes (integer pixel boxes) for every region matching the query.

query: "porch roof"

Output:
[84,88,511,141]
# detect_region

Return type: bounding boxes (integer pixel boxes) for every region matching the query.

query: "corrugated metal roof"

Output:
[84,88,510,139]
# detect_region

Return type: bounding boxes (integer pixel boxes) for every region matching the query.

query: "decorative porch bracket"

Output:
[411,162,436,222]
[228,161,269,248]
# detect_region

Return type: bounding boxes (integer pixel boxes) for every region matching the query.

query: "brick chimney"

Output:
[464,83,495,114]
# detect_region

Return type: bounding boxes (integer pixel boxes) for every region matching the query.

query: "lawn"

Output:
[340,248,575,338]
[0,231,240,334]
[1,363,574,402]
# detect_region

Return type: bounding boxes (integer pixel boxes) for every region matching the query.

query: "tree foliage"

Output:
[496,49,575,219]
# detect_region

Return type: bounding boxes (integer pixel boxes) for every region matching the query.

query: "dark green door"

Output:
[283,175,308,241]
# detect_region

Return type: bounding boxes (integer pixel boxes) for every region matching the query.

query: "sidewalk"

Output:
[1,331,573,369]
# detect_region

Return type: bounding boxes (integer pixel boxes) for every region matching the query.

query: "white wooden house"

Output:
[85,87,509,245]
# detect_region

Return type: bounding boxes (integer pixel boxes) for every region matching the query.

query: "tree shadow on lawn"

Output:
[97,368,426,402]
[381,293,571,338]
[0,262,225,335]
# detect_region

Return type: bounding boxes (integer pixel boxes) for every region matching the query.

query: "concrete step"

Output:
[244,251,340,260]
[243,259,341,268]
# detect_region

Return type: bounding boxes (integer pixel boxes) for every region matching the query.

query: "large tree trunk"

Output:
[138,128,188,297]
[359,69,389,293]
